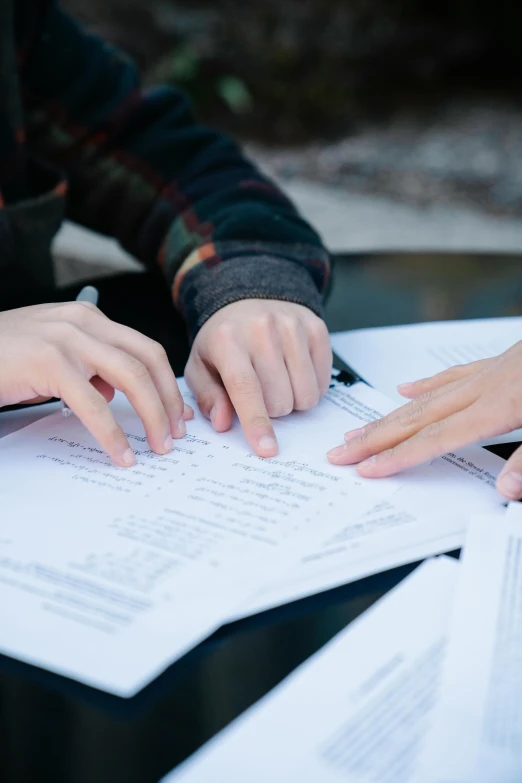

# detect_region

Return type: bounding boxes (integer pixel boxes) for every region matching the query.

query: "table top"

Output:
[1,254,520,783]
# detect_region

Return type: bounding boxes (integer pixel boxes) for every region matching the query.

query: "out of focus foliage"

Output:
[63,0,522,143]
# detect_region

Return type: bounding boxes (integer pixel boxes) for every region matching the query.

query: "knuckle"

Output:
[398,401,428,429]
[357,428,376,448]
[250,415,271,429]
[104,421,124,443]
[195,391,214,413]
[38,341,65,369]
[279,313,300,333]
[308,317,329,342]
[124,357,150,382]
[373,445,398,465]
[267,399,293,418]
[66,301,98,322]
[396,392,434,427]
[252,312,275,336]
[54,321,84,342]
[415,390,434,406]
[149,340,169,364]
[230,373,257,396]
[214,321,235,342]
[294,391,320,410]
[84,392,107,416]
[359,416,386,439]
[419,420,444,440]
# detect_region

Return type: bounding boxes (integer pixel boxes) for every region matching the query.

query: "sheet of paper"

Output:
[0,380,393,557]
[331,318,522,446]
[0,498,249,696]
[0,379,505,643]
[0,379,393,693]
[162,557,459,783]
[233,445,505,618]
[417,503,522,783]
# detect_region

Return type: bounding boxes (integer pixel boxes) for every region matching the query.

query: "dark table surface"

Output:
[1,254,520,783]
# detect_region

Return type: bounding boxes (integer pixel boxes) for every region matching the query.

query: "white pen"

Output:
[60,285,100,417]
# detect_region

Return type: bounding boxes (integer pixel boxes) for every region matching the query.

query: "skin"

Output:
[0,301,193,467]
[327,339,522,500]
[186,299,333,457]
[0,298,332,466]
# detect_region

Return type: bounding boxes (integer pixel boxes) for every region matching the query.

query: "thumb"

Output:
[185,360,234,433]
[497,444,522,500]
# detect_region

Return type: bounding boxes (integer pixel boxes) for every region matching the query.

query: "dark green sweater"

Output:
[0,0,330,338]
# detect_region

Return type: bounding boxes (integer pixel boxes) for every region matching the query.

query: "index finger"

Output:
[327,381,476,466]
[219,358,278,457]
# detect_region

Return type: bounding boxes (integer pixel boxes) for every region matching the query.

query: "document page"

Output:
[331,316,522,404]
[163,557,459,783]
[0,380,395,693]
[0,380,394,557]
[234,445,505,618]
[417,504,522,783]
[0,499,248,696]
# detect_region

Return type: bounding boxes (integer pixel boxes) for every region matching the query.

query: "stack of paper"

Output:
[163,557,459,783]
[417,503,522,783]
[1,314,520,778]
[164,504,522,783]
[0,376,506,695]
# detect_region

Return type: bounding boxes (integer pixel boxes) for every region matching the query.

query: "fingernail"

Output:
[164,434,174,453]
[344,427,364,443]
[327,444,347,458]
[210,406,216,426]
[397,382,414,393]
[183,403,194,420]
[498,472,522,499]
[357,455,377,472]
[258,435,277,453]
[122,448,135,466]
[175,418,186,438]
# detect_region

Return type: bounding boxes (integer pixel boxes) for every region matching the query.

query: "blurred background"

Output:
[57,0,522,327]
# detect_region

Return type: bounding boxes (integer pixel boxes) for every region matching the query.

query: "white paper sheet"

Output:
[331,318,522,446]
[162,557,459,783]
[417,504,522,783]
[234,444,505,618]
[0,376,506,695]
[0,379,392,693]
[0,499,245,696]
[0,380,392,554]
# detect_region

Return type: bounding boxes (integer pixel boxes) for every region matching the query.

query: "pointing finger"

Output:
[220,358,278,457]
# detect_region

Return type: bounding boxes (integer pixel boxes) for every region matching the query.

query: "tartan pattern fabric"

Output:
[0,0,330,337]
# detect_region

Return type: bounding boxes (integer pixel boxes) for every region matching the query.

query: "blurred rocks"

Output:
[63,0,522,142]
[249,100,522,217]
[62,0,522,217]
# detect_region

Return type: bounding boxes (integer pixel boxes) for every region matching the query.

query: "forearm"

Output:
[22,1,329,336]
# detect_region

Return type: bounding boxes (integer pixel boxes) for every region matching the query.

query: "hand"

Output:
[0,302,193,466]
[185,300,332,456]
[327,340,522,500]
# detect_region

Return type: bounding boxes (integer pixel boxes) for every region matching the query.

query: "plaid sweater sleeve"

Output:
[21,2,330,338]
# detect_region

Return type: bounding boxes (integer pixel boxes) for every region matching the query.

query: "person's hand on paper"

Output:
[327,339,522,500]
[0,303,193,466]
[185,300,332,457]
